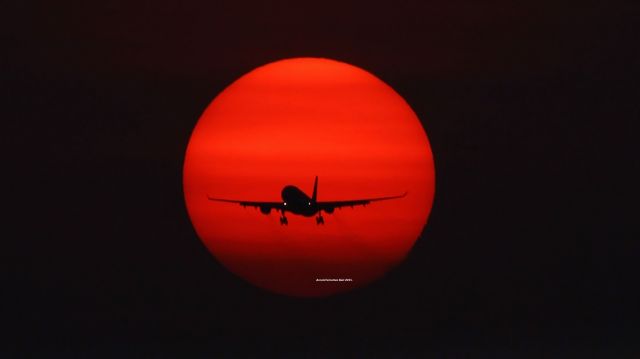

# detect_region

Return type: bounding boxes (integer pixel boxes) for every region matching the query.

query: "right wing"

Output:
[316,192,407,211]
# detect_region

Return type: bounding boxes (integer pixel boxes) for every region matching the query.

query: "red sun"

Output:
[183,58,435,297]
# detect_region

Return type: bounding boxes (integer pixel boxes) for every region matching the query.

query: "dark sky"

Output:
[3,0,639,356]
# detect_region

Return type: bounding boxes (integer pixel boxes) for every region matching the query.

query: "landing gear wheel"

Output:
[316,215,324,225]
[280,216,288,225]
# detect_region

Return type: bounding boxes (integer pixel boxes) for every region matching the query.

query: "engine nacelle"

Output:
[324,207,335,214]
[260,206,271,215]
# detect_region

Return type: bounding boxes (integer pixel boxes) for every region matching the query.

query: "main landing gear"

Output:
[280,215,288,225]
[316,213,324,225]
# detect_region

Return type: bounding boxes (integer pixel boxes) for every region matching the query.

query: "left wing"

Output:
[206,196,285,214]
[317,192,407,212]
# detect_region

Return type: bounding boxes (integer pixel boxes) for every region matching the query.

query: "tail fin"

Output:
[312,176,318,203]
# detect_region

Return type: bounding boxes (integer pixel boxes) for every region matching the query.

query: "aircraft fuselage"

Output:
[281,185,318,216]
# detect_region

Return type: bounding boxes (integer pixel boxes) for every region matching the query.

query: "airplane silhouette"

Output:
[207,176,407,225]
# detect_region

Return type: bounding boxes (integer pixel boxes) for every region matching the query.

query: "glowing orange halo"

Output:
[183,57,435,297]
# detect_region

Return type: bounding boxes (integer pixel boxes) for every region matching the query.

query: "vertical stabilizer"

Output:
[312,176,318,203]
